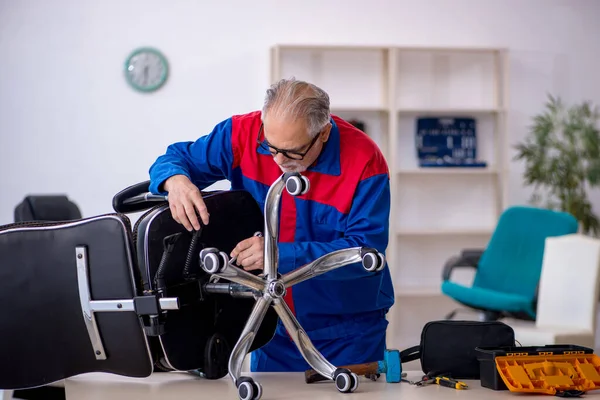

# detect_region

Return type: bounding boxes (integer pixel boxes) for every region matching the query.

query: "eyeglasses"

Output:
[256,123,321,160]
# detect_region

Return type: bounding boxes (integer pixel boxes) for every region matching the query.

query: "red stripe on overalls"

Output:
[232,114,299,317]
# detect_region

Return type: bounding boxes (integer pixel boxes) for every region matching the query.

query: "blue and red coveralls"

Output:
[148,111,395,372]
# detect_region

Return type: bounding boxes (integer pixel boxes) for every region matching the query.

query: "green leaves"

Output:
[514,94,600,236]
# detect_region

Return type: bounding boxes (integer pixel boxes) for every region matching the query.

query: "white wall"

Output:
[1,0,599,225]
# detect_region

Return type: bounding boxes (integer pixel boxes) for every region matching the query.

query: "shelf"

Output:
[397,167,498,175]
[395,46,506,54]
[329,108,390,159]
[274,44,390,52]
[273,46,389,110]
[395,48,502,111]
[270,44,508,301]
[397,108,504,115]
[332,106,389,113]
[273,44,506,54]
[395,287,442,296]
[397,228,494,236]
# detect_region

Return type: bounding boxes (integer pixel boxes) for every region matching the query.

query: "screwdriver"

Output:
[434,376,468,390]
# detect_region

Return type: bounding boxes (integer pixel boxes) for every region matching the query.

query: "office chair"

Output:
[0,172,386,400]
[14,195,82,222]
[441,206,579,322]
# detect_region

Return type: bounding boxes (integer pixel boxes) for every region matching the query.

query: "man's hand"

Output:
[163,174,209,231]
[231,235,264,272]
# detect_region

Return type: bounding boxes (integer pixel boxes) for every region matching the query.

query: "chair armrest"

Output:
[112,180,167,213]
[460,248,485,266]
[442,248,484,281]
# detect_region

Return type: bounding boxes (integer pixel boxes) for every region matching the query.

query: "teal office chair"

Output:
[441,206,579,321]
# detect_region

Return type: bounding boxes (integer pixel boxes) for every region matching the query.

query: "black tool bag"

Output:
[400,320,516,379]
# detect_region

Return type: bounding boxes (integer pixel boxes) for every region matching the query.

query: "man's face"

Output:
[261,116,330,173]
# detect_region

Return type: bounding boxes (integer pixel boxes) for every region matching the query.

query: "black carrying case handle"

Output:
[399,345,421,363]
[399,320,516,379]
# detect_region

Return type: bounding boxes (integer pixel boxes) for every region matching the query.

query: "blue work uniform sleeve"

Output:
[148,118,236,194]
[277,172,390,280]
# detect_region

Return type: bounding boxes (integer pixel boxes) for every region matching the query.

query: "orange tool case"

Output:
[476,345,600,396]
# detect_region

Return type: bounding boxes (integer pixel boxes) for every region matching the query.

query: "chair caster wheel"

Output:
[334,368,359,393]
[237,377,262,400]
[361,248,385,273]
[284,173,310,196]
[203,333,230,380]
[200,248,229,274]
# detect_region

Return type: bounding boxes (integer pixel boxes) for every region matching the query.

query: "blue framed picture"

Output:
[415,117,487,168]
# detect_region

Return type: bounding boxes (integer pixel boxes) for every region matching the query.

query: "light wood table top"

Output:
[63,370,568,399]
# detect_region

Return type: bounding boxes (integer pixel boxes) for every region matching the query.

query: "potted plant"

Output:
[513,94,600,236]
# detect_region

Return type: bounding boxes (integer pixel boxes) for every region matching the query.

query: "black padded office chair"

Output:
[14,195,82,222]
[0,172,386,400]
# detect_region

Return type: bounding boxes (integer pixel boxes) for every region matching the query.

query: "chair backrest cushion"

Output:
[0,214,152,389]
[473,206,578,299]
[14,195,82,222]
[132,189,278,372]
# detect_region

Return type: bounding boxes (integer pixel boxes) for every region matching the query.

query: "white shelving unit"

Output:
[270,45,509,296]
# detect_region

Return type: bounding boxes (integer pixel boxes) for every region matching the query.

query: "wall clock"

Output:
[124,47,169,92]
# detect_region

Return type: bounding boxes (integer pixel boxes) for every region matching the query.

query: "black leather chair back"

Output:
[14,195,82,222]
[0,214,153,389]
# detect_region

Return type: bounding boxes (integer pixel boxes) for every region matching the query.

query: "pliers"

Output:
[400,374,432,386]
[406,372,468,389]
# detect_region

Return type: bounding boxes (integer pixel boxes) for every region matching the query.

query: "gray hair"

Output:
[262,78,331,138]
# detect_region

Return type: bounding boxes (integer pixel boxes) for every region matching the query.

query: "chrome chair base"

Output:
[200,172,386,400]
